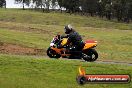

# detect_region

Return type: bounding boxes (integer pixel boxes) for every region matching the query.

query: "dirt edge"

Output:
[0,42,46,56]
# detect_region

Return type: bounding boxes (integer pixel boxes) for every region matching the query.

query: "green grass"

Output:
[0,8,132,30]
[0,28,49,48]
[0,25,131,61]
[0,9,131,61]
[0,8,132,88]
[0,54,132,88]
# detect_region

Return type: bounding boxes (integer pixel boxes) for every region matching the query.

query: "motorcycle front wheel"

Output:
[47,47,61,58]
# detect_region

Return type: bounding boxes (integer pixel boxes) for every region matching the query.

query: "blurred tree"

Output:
[128,0,132,21]
[57,0,80,13]
[80,0,97,16]
[105,0,112,20]
[97,0,105,18]
[15,0,30,10]
[33,0,43,9]
[13,0,132,22]
[0,0,6,8]
[33,0,58,12]
[51,0,58,10]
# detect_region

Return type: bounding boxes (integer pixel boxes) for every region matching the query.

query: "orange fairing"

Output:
[83,40,97,50]
[51,47,62,54]
[79,66,86,76]
[51,47,71,56]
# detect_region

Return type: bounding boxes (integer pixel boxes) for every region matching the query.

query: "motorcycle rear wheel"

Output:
[83,49,98,62]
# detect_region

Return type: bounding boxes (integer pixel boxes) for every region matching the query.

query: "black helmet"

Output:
[64,24,73,34]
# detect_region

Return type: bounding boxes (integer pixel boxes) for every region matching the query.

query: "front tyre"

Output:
[83,49,98,62]
[47,47,61,58]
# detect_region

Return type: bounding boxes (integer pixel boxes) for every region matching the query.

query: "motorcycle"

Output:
[47,35,98,62]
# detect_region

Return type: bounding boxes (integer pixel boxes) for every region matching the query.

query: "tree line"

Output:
[0,0,6,8]
[0,0,132,22]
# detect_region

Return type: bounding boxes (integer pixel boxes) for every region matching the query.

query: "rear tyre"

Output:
[83,49,98,62]
[47,47,61,58]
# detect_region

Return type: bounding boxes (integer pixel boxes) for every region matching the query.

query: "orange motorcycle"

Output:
[47,37,98,62]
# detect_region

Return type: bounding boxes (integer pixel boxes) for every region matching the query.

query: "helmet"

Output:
[64,24,73,34]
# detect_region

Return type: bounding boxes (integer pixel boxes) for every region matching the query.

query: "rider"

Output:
[63,24,84,58]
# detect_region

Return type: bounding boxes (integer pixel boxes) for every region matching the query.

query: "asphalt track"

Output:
[70,59,132,66]
[39,56,132,66]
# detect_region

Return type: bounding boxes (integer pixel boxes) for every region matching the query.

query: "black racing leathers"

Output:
[69,31,83,49]
[67,31,84,58]
[65,31,84,54]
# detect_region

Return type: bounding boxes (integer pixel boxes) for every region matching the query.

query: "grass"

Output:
[0,9,131,61]
[0,8,132,30]
[0,54,132,88]
[0,28,49,48]
[0,8,132,88]
[0,24,131,61]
